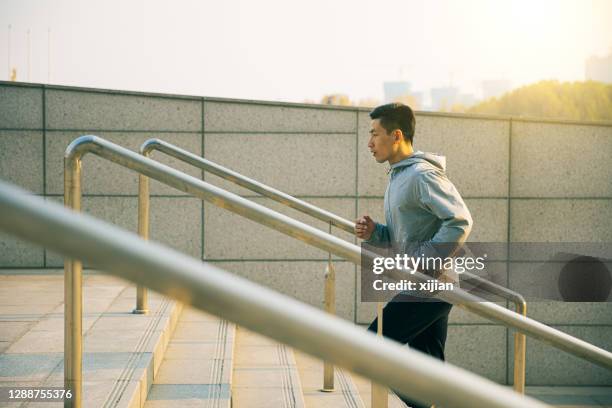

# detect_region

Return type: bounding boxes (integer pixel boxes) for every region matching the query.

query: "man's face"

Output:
[368,119,397,163]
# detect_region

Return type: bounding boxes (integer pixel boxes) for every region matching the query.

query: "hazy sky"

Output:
[1,0,611,105]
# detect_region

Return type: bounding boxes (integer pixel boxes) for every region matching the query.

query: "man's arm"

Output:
[413,170,473,259]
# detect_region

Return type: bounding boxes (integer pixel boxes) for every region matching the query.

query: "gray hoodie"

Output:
[366,151,473,283]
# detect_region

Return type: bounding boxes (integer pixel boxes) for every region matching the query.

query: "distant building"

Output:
[383,81,423,109]
[481,79,513,100]
[383,81,411,103]
[585,49,612,83]
[430,86,459,111]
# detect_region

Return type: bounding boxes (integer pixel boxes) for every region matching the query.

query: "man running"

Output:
[355,103,473,408]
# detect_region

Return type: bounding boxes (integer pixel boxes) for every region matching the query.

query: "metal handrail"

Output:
[0,179,549,408]
[139,138,528,393]
[63,136,612,405]
[141,139,355,232]
[138,138,348,391]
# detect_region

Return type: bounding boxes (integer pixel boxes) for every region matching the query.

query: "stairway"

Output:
[145,306,414,408]
[1,274,607,408]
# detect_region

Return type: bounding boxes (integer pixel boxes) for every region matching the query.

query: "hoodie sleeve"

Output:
[364,222,391,247]
[414,170,473,259]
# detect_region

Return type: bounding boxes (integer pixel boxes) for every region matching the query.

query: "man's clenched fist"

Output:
[355,215,375,240]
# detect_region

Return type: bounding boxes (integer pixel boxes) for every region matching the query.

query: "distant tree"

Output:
[320,94,353,106]
[449,103,468,113]
[468,80,612,121]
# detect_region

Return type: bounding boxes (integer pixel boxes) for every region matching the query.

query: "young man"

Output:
[355,103,472,408]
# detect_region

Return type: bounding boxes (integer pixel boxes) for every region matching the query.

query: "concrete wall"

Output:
[1,81,611,386]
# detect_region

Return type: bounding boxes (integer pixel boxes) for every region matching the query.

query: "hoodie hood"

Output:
[389,150,447,172]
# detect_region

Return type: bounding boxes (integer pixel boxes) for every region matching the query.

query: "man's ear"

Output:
[393,129,404,144]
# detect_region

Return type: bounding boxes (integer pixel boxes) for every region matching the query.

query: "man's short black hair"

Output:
[369,103,416,144]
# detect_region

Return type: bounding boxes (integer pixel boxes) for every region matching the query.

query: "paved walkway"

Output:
[0,271,180,407]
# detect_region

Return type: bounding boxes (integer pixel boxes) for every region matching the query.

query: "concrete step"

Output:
[293,349,365,408]
[350,371,411,408]
[0,271,183,408]
[144,306,235,408]
[232,326,305,408]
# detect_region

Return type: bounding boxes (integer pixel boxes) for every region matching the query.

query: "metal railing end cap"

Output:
[139,138,163,155]
[64,135,100,162]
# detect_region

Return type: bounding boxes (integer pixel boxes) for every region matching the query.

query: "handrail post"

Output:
[133,151,151,314]
[372,302,388,408]
[64,156,82,408]
[322,222,335,392]
[460,271,528,393]
[513,299,527,393]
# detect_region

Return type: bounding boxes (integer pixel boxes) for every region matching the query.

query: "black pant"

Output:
[367,293,453,408]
